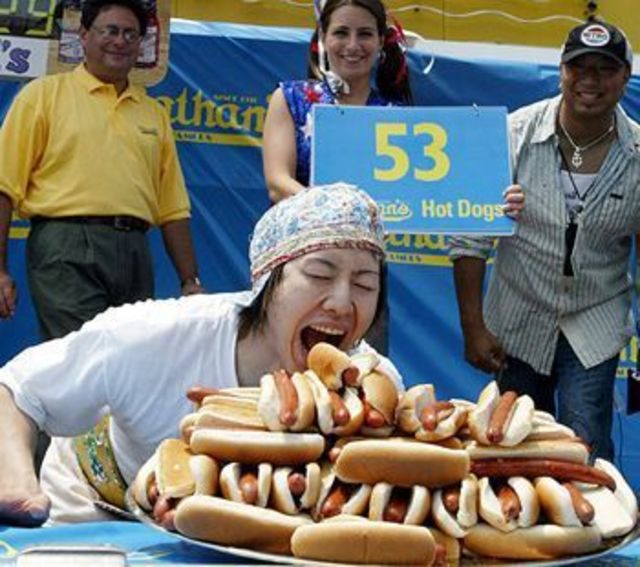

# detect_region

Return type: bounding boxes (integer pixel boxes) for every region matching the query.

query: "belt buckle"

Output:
[113,217,131,231]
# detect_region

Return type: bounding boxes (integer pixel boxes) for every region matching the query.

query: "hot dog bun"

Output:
[466,439,590,464]
[156,439,196,499]
[526,410,579,441]
[368,482,430,525]
[594,458,638,520]
[189,454,219,496]
[307,342,355,390]
[174,495,312,554]
[271,463,322,515]
[190,428,325,466]
[258,371,315,432]
[132,451,158,511]
[463,523,602,560]
[581,485,636,538]
[534,477,583,527]
[468,381,534,446]
[335,438,470,488]
[291,520,437,565]
[185,394,266,433]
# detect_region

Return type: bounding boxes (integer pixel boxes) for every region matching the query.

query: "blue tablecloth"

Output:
[0,521,638,565]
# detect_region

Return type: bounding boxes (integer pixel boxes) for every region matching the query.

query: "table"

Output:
[0,521,638,565]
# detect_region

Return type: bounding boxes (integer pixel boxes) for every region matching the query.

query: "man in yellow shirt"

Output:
[0,0,204,340]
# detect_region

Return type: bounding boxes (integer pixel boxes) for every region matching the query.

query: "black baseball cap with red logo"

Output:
[561,21,633,68]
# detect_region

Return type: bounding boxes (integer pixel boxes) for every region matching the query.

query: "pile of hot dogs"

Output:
[131,343,639,565]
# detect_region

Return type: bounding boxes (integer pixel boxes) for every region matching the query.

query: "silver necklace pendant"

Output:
[571,149,583,169]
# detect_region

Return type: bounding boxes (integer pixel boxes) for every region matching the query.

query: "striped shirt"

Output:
[450,95,640,374]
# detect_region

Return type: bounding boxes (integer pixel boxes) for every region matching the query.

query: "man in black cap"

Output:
[450,20,639,461]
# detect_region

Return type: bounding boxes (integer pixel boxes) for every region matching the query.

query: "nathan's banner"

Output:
[311,104,514,235]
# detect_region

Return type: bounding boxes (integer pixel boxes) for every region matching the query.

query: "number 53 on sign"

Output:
[310,104,513,235]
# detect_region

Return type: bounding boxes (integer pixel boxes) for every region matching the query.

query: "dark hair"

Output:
[308,0,413,105]
[237,259,388,343]
[81,0,147,36]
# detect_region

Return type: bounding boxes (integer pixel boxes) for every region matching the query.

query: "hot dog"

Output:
[313,464,372,521]
[430,474,479,538]
[335,438,470,488]
[368,482,430,525]
[305,370,365,436]
[174,495,312,554]
[477,475,539,532]
[219,462,272,507]
[291,519,438,565]
[131,439,218,531]
[468,381,534,446]
[307,342,363,390]
[189,428,325,466]
[271,463,322,515]
[397,384,468,442]
[258,370,316,431]
[359,370,399,437]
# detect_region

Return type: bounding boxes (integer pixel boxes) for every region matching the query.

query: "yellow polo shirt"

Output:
[0,65,189,225]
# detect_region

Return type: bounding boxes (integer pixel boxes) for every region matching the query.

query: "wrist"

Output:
[181,275,201,288]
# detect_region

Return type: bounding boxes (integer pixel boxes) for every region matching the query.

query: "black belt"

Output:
[31,215,150,232]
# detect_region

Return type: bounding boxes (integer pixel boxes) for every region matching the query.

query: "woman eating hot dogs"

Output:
[0,182,402,526]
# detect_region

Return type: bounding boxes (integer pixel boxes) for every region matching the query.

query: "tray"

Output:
[124,490,640,566]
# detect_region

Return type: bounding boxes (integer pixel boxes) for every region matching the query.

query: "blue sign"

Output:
[311,104,514,235]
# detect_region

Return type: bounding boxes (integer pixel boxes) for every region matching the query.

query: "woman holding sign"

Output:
[262,0,412,204]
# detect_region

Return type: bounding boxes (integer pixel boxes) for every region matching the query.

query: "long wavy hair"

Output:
[308,0,413,104]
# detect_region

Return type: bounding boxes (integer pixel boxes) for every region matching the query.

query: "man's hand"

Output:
[0,480,50,526]
[502,184,525,221]
[180,276,205,296]
[463,325,506,374]
[0,270,17,319]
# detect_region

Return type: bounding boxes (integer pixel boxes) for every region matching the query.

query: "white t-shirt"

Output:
[0,291,402,522]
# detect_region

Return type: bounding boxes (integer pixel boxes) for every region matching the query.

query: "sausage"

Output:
[497,484,521,521]
[329,391,350,426]
[158,507,177,532]
[419,401,455,431]
[288,472,307,498]
[273,369,298,427]
[239,471,259,505]
[147,481,159,507]
[470,459,616,490]
[382,493,409,523]
[433,543,447,567]
[320,484,349,519]
[363,400,387,428]
[441,486,460,514]
[186,385,220,406]
[563,482,595,524]
[487,391,518,444]
[342,366,360,387]
[327,446,342,463]
[153,495,176,527]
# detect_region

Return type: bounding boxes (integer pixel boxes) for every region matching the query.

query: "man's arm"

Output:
[0,385,50,525]
[452,256,505,373]
[160,218,204,296]
[0,193,17,319]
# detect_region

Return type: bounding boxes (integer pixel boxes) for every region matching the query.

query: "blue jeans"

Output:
[497,334,618,461]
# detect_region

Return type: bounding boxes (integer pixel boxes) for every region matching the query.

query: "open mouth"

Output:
[301,325,346,352]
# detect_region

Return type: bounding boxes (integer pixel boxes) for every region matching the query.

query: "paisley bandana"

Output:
[249,183,385,296]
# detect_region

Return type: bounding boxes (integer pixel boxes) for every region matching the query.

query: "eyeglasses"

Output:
[91,24,142,44]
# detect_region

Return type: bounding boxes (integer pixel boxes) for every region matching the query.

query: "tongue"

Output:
[301,327,342,350]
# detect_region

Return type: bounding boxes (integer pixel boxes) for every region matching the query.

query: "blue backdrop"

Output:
[1,21,639,489]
